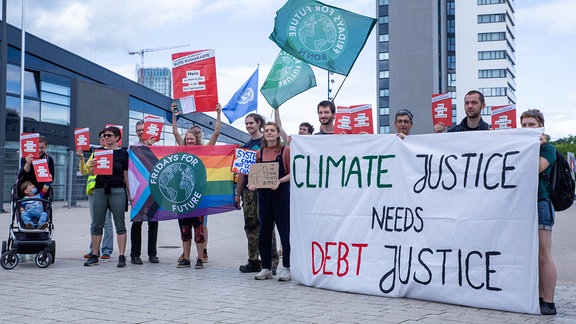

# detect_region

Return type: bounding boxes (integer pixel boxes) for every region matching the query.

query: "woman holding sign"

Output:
[171,103,221,269]
[248,122,291,281]
[84,126,130,268]
[520,109,557,315]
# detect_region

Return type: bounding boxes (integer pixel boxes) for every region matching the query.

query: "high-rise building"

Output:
[137,67,172,97]
[376,0,516,134]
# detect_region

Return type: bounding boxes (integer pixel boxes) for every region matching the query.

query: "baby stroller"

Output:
[1,180,56,270]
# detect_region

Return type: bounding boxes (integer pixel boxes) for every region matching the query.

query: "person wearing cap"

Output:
[394,109,413,139]
[433,90,491,133]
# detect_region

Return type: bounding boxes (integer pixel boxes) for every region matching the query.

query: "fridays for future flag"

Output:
[222,68,259,123]
[269,0,376,76]
[261,50,317,109]
[128,145,237,222]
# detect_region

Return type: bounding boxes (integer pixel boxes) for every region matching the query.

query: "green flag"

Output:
[269,0,376,76]
[260,50,317,109]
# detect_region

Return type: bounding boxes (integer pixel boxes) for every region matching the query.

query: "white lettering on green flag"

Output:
[269,0,376,76]
[260,50,317,109]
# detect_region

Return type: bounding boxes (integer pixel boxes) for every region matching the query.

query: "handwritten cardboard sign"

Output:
[20,133,40,159]
[248,162,279,188]
[231,148,257,175]
[32,158,53,182]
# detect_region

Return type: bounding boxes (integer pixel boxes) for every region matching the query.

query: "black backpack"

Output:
[548,151,575,212]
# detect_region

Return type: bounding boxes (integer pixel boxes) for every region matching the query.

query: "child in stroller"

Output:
[1,179,55,270]
[19,181,50,230]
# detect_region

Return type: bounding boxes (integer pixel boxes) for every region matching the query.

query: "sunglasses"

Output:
[101,133,115,138]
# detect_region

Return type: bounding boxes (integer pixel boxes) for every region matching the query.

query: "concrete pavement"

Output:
[1,202,576,323]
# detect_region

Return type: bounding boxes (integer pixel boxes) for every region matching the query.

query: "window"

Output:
[379,0,388,5]
[478,14,506,24]
[379,52,389,60]
[478,32,506,42]
[447,20,455,34]
[379,126,390,134]
[379,89,390,97]
[448,55,456,69]
[379,16,389,24]
[379,34,389,42]
[379,71,389,79]
[379,107,390,116]
[478,50,506,60]
[478,69,507,79]
[40,80,71,125]
[448,73,456,87]
[41,102,69,125]
[478,0,504,4]
[479,87,507,97]
[6,64,39,98]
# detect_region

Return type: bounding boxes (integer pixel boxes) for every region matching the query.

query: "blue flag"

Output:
[222,69,259,123]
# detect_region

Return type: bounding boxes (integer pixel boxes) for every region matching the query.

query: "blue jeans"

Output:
[88,193,114,256]
[538,200,555,231]
[21,210,48,226]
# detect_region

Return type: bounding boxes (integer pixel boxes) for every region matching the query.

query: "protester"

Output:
[19,181,50,229]
[19,135,55,188]
[315,100,336,135]
[520,109,558,315]
[394,109,413,139]
[434,90,491,133]
[77,132,114,260]
[248,122,291,281]
[172,103,222,268]
[130,120,160,265]
[84,126,130,268]
[235,113,279,274]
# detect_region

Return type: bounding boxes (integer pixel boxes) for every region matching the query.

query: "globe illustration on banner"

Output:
[299,14,337,53]
[271,56,295,81]
[158,163,195,204]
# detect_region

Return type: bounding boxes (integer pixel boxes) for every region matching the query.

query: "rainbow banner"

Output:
[128,145,237,221]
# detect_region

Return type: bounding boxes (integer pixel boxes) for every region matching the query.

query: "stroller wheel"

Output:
[1,241,6,255]
[35,251,53,268]
[1,251,19,270]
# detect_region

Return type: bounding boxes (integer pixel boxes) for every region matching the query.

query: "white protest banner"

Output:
[290,129,541,314]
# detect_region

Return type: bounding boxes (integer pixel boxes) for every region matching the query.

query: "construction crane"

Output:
[128,44,190,84]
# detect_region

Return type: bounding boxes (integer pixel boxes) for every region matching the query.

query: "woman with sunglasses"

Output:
[84,126,130,268]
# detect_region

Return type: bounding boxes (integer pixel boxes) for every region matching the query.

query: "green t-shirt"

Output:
[538,143,556,201]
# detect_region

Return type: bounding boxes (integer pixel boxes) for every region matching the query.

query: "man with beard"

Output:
[315,100,335,135]
[434,90,491,132]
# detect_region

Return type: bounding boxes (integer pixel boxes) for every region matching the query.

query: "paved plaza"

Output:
[1,202,575,323]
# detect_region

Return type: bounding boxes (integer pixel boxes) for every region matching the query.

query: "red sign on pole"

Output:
[172,49,218,112]
[432,93,453,127]
[334,104,374,134]
[32,159,53,183]
[75,128,90,151]
[20,133,40,159]
[142,114,164,141]
[93,149,114,175]
[491,104,516,130]
[105,124,123,147]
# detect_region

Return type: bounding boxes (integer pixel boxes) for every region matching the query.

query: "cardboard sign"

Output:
[105,124,123,147]
[171,49,218,112]
[491,104,516,130]
[173,96,197,115]
[432,93,453,126]
[75,128,90,151]
[32,159,52,182]
[142,114,164,141]
[335,104,373,134]
[20,133,40,159]
[93,149,113,175]
[230,148,257,175]
[248,163,279,188]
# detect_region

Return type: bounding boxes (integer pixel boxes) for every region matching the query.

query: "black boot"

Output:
[239,259,262,273]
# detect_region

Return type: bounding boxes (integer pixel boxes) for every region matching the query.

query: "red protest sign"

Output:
[75,128,90,151]
[105,124,123,147]
[172,49,218,112]
[491,104,516,130]
[20,133,40,159]
[432,93,453,126]
[335,104,374,134]
[32,159,53,182]
[142,114,164,141]
[93,149,113,175]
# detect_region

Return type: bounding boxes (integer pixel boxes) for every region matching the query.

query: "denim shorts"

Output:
[538,200,555,231]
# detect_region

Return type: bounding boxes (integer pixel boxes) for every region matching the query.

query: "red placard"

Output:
[105,124,123,147]
[334,104,374,134]
[75,128,90,151]
[32,159,53,183]
[171,49,218,112]
[491,104,516,130]
[432,93,453,126]
[20,133,40,159]
[142,114,164,141]
[93,149,113,175]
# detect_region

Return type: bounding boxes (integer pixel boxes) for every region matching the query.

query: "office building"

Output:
[376,0,516,134]
[137,67,172,97]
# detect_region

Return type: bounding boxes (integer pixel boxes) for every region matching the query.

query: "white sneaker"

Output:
[278,268,291,281]
[254,268,273,280]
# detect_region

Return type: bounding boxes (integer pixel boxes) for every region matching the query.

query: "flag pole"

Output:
[331,75,348,103]
[19,0,26,157]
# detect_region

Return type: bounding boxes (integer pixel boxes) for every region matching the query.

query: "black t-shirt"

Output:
[95,148,129,189]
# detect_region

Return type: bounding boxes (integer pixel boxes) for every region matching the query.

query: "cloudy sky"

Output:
[3,0,575,139]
